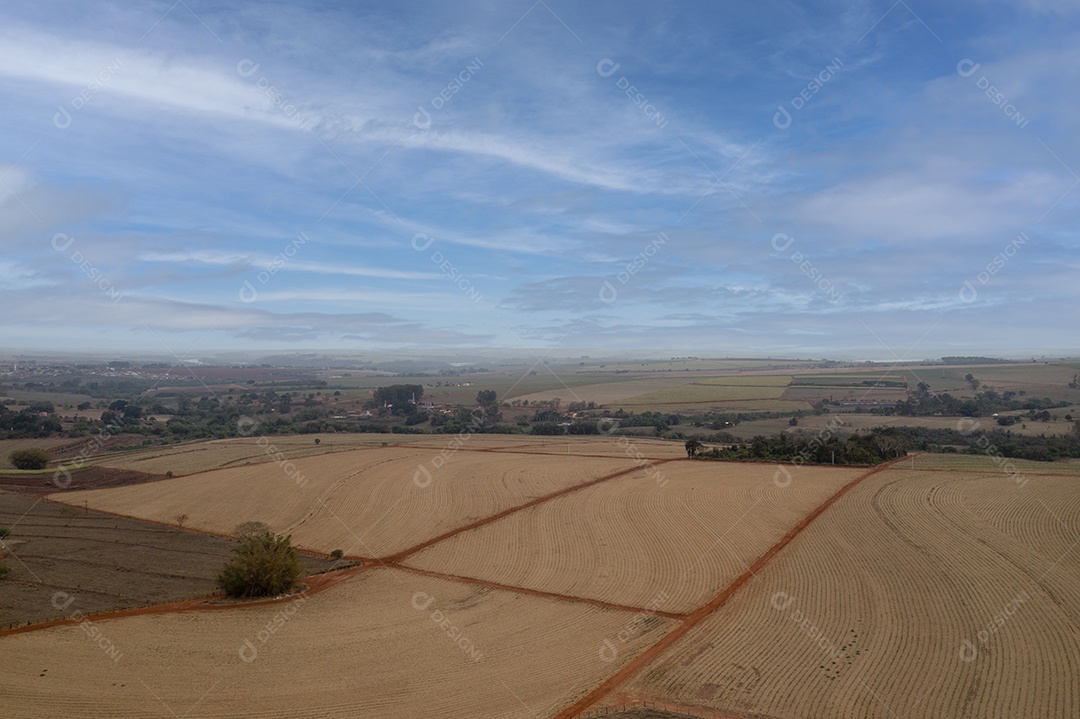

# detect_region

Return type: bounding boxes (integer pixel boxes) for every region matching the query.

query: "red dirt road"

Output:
[553,456,909,719]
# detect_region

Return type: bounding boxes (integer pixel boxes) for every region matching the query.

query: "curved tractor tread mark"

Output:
[553,456,909,719]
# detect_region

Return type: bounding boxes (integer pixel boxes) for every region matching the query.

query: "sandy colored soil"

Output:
[476,437,688,460]
[59,446,639,557]
[0,492,337,629]
[94,433,423,476]
[405,463,862,614]
[0,568,676,719]
[622,468,1080,718]
[8,437,1076,719]
[907,452,1080,473]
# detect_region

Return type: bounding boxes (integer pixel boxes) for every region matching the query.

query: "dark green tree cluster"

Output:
[698,431,909,465]
[7,448,51,469]
[882,387,1068,418]
[217,531,301,598]
[371,384,423,407]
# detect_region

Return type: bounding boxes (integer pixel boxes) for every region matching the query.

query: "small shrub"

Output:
[217,532,301,598]
[8,448,51,470]
[0,527,10,538]
[330,549,344,560]
[165,470,174,478]
[0,566,10,579]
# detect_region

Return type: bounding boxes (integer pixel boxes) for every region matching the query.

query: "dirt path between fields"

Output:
[554,456,909,719]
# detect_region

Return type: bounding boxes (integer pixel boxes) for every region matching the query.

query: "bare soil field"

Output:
[0,492,337,629]
[909,452,1080,474]
[618,467,1080,718]
[93,433,422,476]
[0,567,676,719]
[406,463,862,613]
[58,446,639,557]
[0,467,161,496]
[477,437,688,460]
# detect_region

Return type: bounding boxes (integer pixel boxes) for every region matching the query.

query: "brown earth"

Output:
[0,466,164,496]
[0,491,338,630]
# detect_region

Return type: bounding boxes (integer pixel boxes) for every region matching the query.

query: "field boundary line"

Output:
[553,455,909,719]
[394,564,687,620]
[381,459,677,563]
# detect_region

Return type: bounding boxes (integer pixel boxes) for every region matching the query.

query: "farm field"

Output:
[0,568,676,719]
[59,446,640,557]
[405,464,861,614]
[0,491,337,629]
[908,452,1080,474]
[92,433,421,476]
[614,466,1080,718]
[5,430,1077,719]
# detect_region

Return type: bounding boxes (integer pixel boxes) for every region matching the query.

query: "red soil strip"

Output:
[381,460,676,563]
[553,456,908,719]
[396,565,686,620]
[0,562,372,638]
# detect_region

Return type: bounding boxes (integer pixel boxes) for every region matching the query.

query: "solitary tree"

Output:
[8,448,51,470]
[685,438,704,458]
[217,532,301,598]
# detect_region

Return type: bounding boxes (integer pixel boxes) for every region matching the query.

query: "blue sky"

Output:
[1,0,1077,360]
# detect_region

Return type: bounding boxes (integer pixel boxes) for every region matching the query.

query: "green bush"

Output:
[0,566,10,579]
[8,448,51,470]
[217,532,301,598]
[330,549,344,560]
[0,527,10,539]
